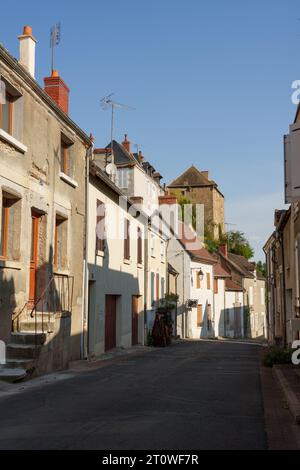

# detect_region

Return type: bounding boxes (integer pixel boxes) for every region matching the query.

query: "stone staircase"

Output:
[0,313,54,383]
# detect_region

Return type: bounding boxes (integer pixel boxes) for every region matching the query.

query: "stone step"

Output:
[11,332,47,346]
[18,321,54,333]
[0,367,27,383]
[7,343,41,360]
[3,359,35,370]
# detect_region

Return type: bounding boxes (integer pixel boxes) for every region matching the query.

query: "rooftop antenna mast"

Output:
[50,22,61,73]
[100,94,135,167]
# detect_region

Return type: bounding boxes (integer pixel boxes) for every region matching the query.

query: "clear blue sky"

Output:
[2,0,298,259]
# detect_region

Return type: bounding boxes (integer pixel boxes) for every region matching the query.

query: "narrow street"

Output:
[0,340,267,450]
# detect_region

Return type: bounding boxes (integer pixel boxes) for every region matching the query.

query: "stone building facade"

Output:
[167,165,225,240]
[0,27,92,380]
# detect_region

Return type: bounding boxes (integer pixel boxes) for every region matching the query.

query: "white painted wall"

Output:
[87,180,145,356]
[188,261,214,339]
[214,278,226,337]
[224,291,244,338]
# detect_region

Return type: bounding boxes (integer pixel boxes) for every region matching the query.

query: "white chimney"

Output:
[18,26,37,78]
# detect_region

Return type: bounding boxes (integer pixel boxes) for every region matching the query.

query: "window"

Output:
[196,272,201,289]
[60,135,74,177]
[151,272,155,305]
[137,227,143,264]
[118,168,129,189]
[214,278,218,294]
[0,91,14,135]
[54,215,68,269]
[96,200,105,252]
[207,273,211,290]
[0,193,21,261]
[197,305,203,327]
[160,240,164,262]
[124,218,130,260]
[0,198,9,259]
[150,234,155,257]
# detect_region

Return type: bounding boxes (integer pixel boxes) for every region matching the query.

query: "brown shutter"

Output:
[197,305,202,327]
[156,273,160,301]
[137,227,142,264]
[196,272,200,289]
[214,278,218,294]
[124,219,130,260]
[96,199,105,252]
[207,273,211,290]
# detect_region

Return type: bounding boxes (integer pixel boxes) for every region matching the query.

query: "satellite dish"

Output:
[105,163,117,177]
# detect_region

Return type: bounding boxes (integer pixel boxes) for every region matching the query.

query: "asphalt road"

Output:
[0,340,267,450]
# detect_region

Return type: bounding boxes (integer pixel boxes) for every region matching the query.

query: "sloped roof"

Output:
[177,222,216,265]
[168,263,179,276]
[168,165,214,187]
[225,279,244,292]
[214,263,231,278]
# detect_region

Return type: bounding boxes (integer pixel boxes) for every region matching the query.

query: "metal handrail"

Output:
[29,274,74,347]
[12,302,28,332]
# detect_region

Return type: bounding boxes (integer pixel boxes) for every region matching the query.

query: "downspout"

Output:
[279,231,287,347]
[144,218,150,344]
[82,141,94,359]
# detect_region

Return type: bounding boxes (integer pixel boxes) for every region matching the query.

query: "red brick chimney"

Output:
[219,243,228,258]
[122,134,131,153]
[44,70,70,114]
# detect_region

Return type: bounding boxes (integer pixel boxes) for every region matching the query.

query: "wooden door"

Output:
[105,295,117,351]
[132,296,139,346]
[28,213,39,308]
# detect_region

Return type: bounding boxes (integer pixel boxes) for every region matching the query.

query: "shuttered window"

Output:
[207,273,211,290]
[214,278,218,294]
[96,200,105,252]
[137,227,143,264]
[124,218,130,260]
[196,272,201,289]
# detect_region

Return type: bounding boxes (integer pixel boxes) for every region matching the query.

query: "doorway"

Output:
[28,211,40,309]
[132,295,139,346]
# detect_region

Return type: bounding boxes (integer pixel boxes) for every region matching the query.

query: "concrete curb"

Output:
[273,366,300,424]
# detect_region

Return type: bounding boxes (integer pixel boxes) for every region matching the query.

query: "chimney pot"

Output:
[18,25,37,78]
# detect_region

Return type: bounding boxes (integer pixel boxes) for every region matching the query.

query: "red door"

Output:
[132,296,139,346]
[105,295,117,351]
[28,213,39,308]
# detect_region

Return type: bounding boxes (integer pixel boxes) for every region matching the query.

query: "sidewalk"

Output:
[260,361,300,449]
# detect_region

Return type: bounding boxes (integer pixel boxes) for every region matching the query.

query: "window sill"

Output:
[123,258,132,265]
[96,250,105,258]
[59,172,78,188]
[0,129,27,154]
[0,260,22,270]
[137,263,143,269]
[53,268,71,277]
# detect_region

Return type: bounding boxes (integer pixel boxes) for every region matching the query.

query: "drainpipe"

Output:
[82,140,94,359]
[278,231,287,347]
[144,218,150,344]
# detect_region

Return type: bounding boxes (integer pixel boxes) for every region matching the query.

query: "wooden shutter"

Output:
[197,305,202,327]
[196,272,200,289]
[207,272,211,290]
[214,278,218,294]
[137,227,142,264]
[156,273,160,301]
[124,219,130,260]
[96,199,105,252]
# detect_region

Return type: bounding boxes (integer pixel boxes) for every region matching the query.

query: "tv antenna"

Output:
[100,94,135,167]
[50,22,61,73]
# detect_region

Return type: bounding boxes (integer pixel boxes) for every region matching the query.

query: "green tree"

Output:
[256,261,267,277]
[225,231,254,260]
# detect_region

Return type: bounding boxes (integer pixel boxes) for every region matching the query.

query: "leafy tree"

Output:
[225,231,254,260]
[256,261,267,277]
